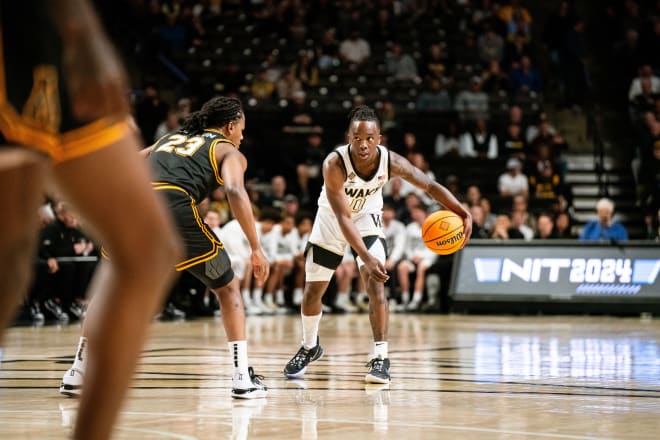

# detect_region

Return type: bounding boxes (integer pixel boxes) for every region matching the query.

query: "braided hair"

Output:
[181,96,243,135]
[347,105,380,128]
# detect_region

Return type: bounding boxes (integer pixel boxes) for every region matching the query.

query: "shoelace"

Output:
[291,347,311,366]
[247,367,265,384]
[366,358,385,371]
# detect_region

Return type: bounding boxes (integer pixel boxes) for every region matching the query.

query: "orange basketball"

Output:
[422,210,466,255]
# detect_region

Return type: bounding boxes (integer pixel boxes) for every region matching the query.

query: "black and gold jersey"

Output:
[149,129,234,202]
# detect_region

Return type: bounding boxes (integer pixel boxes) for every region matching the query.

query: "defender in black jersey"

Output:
[61,96,270,400]
[0,2,181,440]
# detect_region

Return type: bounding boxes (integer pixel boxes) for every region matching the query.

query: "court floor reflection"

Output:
[1,314,659,439]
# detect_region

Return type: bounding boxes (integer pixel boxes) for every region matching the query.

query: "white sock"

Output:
[228,340,251,387]
[411,291,423,303]
[302,312,322,349]
[374,341,388,359]
[400,291,410,304]
[275,289,285,305]
[335,291,349,305]
[73,337,87,371]
[263,292,274,305]
[252,288,264,305]
[241,288,252,305]
[293,288,303,305]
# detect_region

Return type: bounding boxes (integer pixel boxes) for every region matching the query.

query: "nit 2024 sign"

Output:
[450,242,660,301]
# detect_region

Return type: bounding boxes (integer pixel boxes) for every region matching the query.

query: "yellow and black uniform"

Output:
[0,1,130,162]
[149,129,235,289]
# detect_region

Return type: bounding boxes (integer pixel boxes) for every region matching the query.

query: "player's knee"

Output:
[367,285,387,303]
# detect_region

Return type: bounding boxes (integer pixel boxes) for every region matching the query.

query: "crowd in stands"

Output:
[15,1,659,325]
[601,0,660,240]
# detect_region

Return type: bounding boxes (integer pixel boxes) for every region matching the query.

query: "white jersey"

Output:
[403,221,438,261]
[297,231,310,254]
[218,219,250,279]
[383,218,406,262]
[257,222,280,262]
[275,228,301,261]
[218,219,250,261]
[317,144,390,218]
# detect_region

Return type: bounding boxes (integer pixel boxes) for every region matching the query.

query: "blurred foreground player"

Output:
[0,1,182,439]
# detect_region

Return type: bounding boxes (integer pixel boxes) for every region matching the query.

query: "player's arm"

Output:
[220,150,270,283]
[390,151,473,241]
[323,155,389,282]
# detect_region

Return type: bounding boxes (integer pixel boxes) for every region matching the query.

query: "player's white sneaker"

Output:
[60,367,84,397]
[265,300,288,315]
[334,299,358,313]
[231,367,268,399]
[406,299,421,311]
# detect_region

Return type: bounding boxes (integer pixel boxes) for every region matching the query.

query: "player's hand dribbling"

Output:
[251,248,270,285]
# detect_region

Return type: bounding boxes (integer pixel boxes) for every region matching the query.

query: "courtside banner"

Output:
[449,240,660,302]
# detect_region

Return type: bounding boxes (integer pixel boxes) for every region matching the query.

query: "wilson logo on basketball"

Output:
[435,230,464,247]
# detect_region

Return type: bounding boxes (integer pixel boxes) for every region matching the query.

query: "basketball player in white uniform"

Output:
[283,106,472,383]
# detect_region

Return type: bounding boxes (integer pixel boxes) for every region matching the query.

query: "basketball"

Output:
[422,210,466,255]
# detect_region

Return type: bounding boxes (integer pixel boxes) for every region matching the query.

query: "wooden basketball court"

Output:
[1,313,659,439]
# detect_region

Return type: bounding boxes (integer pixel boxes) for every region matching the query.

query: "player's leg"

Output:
[193,221,268,394]
[357,239,390,384]
[54,133,181,440]
[240,260,262,315]
[274,258,293,307]
[262,261,285,313]
[250,265,272,315]
[283,244,342,378]
[334,260,357,313]
[358,267,389,343]
[211,276,267,399]
[407,262,429,311]
[396,260,413,310]
[0,149,48,341]
[292,254,305,306]
[354,262,370,312]
[284,213,343,378]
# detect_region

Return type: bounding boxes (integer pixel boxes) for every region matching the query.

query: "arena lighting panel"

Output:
[449,240,660,303]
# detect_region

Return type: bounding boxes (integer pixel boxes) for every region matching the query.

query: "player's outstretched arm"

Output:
[390,151,473,243]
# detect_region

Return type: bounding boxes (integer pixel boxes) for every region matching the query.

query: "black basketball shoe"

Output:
[283,337,324,378]
[365,356,390,384]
